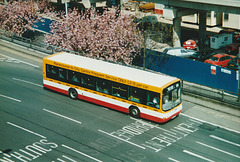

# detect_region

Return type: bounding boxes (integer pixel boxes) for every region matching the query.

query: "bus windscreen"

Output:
[162,82,181,111]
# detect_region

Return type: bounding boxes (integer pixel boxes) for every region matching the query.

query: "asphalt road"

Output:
[0,50,240,162]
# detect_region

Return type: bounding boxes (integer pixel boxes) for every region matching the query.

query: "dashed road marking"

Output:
[13,78,43,87]
[0,94,21,102]
[62,144,102,162]
[197,141,240,159]
[183,150,215,162]
[7,122,46,139]
[168,157,180,162]
[210,135,240,147]
[43,109,82,125]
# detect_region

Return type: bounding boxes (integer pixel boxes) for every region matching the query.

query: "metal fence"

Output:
[182,81,240,107]
[0,30,239,107]
[0,30,80,55]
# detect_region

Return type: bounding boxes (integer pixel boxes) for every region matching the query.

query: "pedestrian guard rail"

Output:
[0,30,78,55]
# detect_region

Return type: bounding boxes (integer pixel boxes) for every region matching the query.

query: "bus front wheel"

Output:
[129,106,140,118]
[69,88,78,100]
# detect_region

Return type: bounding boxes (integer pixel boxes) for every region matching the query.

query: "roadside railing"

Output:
[0,30,79,55]
[0,30,239,107]
[182,81,240,107]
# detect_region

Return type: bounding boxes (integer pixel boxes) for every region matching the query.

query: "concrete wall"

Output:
[223,13,240,30]
[182,11,222,27]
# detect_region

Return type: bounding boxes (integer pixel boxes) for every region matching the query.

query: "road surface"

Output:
[0,48,239,162]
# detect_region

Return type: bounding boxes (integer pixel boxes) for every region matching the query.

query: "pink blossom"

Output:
[44,8,144,65]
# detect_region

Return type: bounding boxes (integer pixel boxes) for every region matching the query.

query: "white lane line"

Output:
[197,141,240,159]
[0,94,21,102]
[7,122,46,139]
[210,135,240,147]
[98,129,146,150]
[18,60,39,68]
[62,155,77,162]
[62,144,102,162]
[13,78,43,87]
[43,109,82,125]
[56,158,65,162]
[0,53,39,68]
[168,157,180,162]
[181,113,240,134]
[189,118,203,124]
[183,150,215,162]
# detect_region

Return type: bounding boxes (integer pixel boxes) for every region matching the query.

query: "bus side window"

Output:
[59,68,67,81]
[147,91,160,109]
[46,64,58,79]
[96,79,111,94]
[81,74,95,90]
[129,87,145,104]
[68,70,80,85]
[112,83,127,99]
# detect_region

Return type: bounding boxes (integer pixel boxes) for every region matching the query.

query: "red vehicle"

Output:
[204,53,236,67]
[183,39,199,50]
[225,43,240,55]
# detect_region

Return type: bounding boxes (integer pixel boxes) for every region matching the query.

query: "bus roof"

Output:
[45,52,179,88]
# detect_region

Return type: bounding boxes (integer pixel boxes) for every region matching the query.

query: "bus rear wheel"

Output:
[129,106,140,118]
[69,88,78,100]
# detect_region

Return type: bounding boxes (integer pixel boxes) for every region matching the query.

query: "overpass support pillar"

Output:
[173,17,181,47]
[199,12,207,51]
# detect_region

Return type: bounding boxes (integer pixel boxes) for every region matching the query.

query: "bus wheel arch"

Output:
[69,88,78,100]
[129,106,140,118]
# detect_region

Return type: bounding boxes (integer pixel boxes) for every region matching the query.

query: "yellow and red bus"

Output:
[43,52,182,123]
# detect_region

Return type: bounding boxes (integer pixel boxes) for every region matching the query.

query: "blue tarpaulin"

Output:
[32,18,54,34]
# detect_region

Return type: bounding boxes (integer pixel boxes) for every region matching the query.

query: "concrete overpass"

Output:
[148,0,240,14]
[142,0,240,49]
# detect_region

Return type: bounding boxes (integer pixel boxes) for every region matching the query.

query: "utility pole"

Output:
[65,0,68,19]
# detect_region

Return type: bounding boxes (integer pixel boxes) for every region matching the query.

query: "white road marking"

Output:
[56,158,65,162]
[0,94,21,102]
[181,113,240,134]
[130,117,180,136]
[62,144,102,162]
[210,135,240,147]
[0,151,11,158]
[5,58,14,62]
[197,141,240,159]
[98,129,146,150]
[0,53,39,68]
[168,157,180,162]
[7,122,46,139]
[13,78,43,87]
[62,155,77,162]
[183,150,215,162]
[43,109,82,124]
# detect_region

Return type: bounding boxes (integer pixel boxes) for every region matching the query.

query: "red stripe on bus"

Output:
[43,84,180,123]
[141,110,181,123]
[44,84,69,95]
